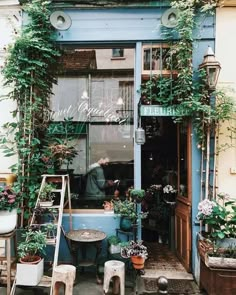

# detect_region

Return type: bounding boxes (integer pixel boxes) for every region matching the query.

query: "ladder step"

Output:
[37,275,52,287]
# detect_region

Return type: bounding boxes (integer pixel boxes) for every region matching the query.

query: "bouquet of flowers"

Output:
[0,186,21,212]
[197,193,236,240]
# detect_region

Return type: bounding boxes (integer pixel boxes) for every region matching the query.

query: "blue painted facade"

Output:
[52,7,216,277]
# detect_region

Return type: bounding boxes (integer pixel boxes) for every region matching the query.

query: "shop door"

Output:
[175,121,192,272]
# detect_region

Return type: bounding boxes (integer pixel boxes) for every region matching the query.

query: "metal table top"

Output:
[66,229,106,243]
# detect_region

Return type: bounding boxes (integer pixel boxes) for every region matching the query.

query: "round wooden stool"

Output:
[52,264,76,295]
[103,260,125,295]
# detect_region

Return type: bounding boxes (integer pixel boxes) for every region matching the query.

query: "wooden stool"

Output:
[103,260,125,295]
[0,230,16,295]
[52,264,76,295]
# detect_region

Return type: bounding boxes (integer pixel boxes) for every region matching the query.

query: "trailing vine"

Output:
[141,0,235,150]
[170,0,235,151]
[1,0,60,219]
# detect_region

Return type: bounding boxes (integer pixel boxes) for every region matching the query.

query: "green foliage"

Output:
[38,183,56,202]
[107,235,121,245]
[17,229,47,259]
[140,0,236,150]
[1,0,60,219]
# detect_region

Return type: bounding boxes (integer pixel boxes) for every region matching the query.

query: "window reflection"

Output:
[51,47,135,209]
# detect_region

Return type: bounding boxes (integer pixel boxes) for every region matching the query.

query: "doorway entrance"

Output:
[141,116,192,272]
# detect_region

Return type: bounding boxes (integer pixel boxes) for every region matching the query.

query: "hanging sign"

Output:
[140,105,187,117]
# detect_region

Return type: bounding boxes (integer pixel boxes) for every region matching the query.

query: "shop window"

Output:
[112,48,124,58]
[142,44,178,77]
[51,46,135,209]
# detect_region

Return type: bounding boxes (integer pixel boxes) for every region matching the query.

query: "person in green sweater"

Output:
[85,157,114,199]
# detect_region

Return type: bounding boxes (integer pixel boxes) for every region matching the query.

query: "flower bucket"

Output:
[0,209,17,234]
[131,256,145,269]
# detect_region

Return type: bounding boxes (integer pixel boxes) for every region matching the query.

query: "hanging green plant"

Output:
[1,0,60,220]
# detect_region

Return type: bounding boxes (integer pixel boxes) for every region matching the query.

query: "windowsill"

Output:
[63,209,118,215]
[111,57,126,60]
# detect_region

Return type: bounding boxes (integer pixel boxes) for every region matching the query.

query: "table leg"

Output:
[6,238,11,295]
[70,241,79,267]
[94,241,103,284]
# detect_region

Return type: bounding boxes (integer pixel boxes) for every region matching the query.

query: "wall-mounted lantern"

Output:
[199,46,221,90]
[135,100,146,145]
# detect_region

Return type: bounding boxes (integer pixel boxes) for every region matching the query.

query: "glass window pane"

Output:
[50,46,134,209]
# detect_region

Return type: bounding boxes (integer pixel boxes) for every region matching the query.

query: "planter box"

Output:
[16,258,44,286]
[205,254,236,269]
[200,258,236,295]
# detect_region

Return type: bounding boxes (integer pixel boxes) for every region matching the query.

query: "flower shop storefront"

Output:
[8,1,221,286]
[48,4,216,280]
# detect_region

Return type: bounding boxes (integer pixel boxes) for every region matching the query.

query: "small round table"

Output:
[66,229,106,284]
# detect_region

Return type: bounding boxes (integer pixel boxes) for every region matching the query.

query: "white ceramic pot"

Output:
[16,258,44,286]
[0,209,17,234]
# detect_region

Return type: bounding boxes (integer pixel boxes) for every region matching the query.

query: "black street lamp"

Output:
[199,46,221,90]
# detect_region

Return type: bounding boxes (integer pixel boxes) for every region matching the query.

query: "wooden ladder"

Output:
[10,174,72,295]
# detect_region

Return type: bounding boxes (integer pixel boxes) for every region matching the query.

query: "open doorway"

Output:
[140,116,192,273]
[141,116,177,245]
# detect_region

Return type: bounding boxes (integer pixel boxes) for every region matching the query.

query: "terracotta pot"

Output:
[19,255,42,264]
[131,256,145,269]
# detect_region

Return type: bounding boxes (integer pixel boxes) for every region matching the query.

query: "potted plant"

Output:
[103,200,114,213]
[38,183,56,207]
[0,186,21,234]
[16,229,47,286]
[107,235,121,254]
[114,199,148,232]
[197,192,236,245]
[205,246,236,269]
[42,223,57,245]
[130,189,145,203]
[49,143,78,172]
[162,184,177,204]
[120,240,148,269]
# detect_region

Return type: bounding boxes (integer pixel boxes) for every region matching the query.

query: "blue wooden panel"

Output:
[56,9,163,42]
[55,8,215,42]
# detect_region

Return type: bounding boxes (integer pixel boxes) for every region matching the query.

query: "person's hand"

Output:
[107,180,114,186]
